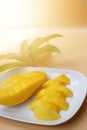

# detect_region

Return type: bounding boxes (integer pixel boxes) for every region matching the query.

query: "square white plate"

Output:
[0,67,87,125]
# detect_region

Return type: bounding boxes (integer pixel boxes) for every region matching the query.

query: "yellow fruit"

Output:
[47,85,73,97]
[0,71,47,106]
[42,80,65,88]
[30,99,59,112]
[34,106,61,121]
[29,74,73,121]
[41,95,69,110]
[54,74,70,84]
[30,100,42,111]
[36,89,65,99]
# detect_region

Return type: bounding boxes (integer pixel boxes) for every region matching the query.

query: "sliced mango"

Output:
[36,89,65,99]
[34,106,61,121]
[47,85,73,97]
[41,95,69,110]
[54,74,70,84]
[30,99,59,112]
[0,71,47,106]
[42,80,65,88]
[29,74,73,121]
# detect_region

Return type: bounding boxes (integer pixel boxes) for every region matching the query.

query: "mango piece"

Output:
[30,99,59,112]
[54,74,70,84]
[36,89,65,99]
[47,85,73,97]
[29,74,73,121]
[41,95,69,110]
[0,71,47,106]
[42,80,64,88]
[34,106,61,121]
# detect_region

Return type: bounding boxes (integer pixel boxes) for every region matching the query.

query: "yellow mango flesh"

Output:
[41,95,69,110]
[42,79,73,97]
[36,89,65,99]
[34,106,61,121]
[47,85,73,97]
[30,99,59,112]
[42,79,65,88]
[54,74,70,84]
[0,71,47,106]
[29,74,73,121]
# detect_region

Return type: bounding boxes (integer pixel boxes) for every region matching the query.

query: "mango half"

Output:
[0,71,47,106]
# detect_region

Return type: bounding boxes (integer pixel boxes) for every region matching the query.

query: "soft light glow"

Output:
[0,0,36,28]
[0,0,25,28]
[0,0,86,28]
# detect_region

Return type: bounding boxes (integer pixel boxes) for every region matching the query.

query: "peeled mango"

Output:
[30,74,73,121]
[0,71,47,106]
[34,106,60,121]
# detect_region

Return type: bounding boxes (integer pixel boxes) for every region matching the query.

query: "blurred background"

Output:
[0,0,87,28]
[0,0,87,71]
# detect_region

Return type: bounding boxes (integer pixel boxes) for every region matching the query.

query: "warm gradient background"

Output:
[0,0,87,28]
[0,1,87,130]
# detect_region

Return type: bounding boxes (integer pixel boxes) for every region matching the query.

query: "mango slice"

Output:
[42,79,65,88]
[54,74,70,84]
[41,95,69,110]
[29,74,73,121]
[34,106,61,121]
[36,89,65,99]
[47,85,73,97]
[30,99,59,112]
[0,71,47,106]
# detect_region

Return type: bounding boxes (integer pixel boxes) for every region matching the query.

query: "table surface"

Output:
[0,29,87,130]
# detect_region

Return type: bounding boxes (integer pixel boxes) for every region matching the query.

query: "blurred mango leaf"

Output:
[0,34,62,73]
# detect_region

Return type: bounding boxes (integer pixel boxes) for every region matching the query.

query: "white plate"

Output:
[0,67,87,125]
